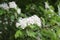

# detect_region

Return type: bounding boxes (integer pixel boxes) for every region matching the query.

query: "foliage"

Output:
[0,0,60,40]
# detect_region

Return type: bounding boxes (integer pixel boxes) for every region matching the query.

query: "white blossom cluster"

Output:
[16,15,41,29]
[9,1,17,9]
[0,1,21,14]
[0,3,9,10]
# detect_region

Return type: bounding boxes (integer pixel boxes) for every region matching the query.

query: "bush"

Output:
[0,0,60,40]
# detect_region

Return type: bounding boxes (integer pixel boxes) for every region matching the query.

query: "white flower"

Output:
[31,15,41,27]
[45,2,49,9]
[27,17,35,25]
[0,3,9,10]
[5,21,8,24]
[16,15,41,29]
[36,21,41,27]
[17,8,21,14]
[20,22,27,29]
[16,22,20,28]
[19,18,28,29]
[0,32,2,34]
[9,1,17,9]
[27,15,41,27]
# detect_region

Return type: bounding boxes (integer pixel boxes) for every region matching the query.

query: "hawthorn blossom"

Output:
[0,3,9,10]
[32,15,41,27]
[0,31,2,34]
[9,1,17,9]
[27,17,35,25]
[16,8,21,14]
[16,22,20,28]
[45,2,49,9]
[16,18,28,29]
[5,21,8,24]
[27,15,41,27]
[16,15,41,29]
[19,18,28,29]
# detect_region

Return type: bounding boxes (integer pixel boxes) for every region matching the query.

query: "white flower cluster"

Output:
[16,15,41,29]
[9,1,17,9]
[0,1,21,14]
[0,3,9,10]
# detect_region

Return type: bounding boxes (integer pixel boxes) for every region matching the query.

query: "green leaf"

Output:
[15,30,23,38]
[29,25,36,29]
[56,27,60,38]
[10,15,15,22]
[50,6,54,10]
[40,28,58,40]
[0,9,5,15]
[26,30,37,38]
[41,17,45,26]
